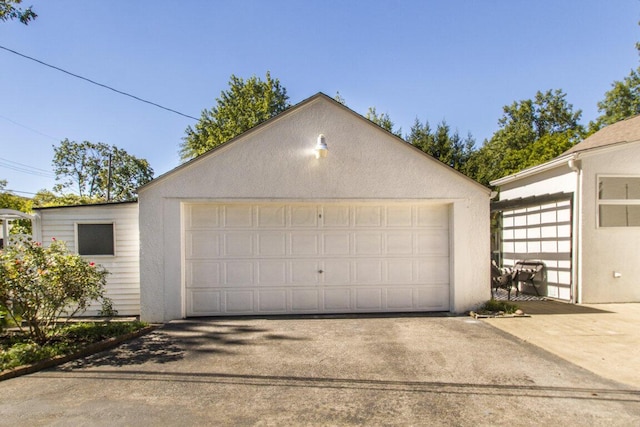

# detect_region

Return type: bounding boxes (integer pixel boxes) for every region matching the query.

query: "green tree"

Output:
[595,67,640,127]
[32,190,97,208]
[407,119,475,172]
[0,0,36,24]
[0,179,33,234]
[52,139,154,202]
[365,107,402,137]
[467,89,584,185]
[180,72,290,160]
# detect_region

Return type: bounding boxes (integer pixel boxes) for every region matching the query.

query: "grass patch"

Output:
[1,321,147,372]
[478,299,520,315]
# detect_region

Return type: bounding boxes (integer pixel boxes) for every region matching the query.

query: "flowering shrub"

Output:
[0,237,111,344]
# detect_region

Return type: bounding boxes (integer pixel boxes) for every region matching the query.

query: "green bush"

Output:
[480,299,520,314]
[0,237,111,344]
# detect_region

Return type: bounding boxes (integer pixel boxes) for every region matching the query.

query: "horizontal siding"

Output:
[38,204,140,316]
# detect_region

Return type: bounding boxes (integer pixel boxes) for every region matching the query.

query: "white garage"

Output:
[139,93,490,322]
[184,202,450,316]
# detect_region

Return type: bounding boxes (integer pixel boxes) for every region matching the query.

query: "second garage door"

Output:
[184,202,450,316]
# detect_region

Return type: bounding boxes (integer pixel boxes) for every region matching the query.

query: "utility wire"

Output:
[0,114,60,141]
[0,44,199,121]
[0,157,56,178]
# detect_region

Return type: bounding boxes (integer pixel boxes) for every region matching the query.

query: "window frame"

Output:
[74,221,117,256]
[596,174,640,228]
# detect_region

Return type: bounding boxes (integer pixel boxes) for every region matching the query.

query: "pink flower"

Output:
[89,262,95,267]
[51,237,56,241]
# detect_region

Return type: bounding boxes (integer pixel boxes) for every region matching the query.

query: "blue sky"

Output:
[1,0,639,195]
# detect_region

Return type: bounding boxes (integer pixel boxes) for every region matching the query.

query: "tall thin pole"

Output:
[106,154,112,202]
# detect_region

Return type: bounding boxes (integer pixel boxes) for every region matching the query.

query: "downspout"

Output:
[568,157,582,303]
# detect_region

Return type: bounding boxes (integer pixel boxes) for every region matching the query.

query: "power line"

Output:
[4,189,38,196]
[0,44,199,121]
[0,157,56,178]
[0,114,60,141]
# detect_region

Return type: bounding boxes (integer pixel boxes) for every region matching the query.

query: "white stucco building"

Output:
[491,115,640,303]
[138,93,490,322]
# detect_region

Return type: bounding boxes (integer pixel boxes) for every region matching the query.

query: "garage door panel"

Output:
[322,233,350,254]
[322,206,350,227]
[386,206,412,226]
[291,261,320,283]
[416,231,449,255]
[225,262,254,286]
[324,288,351,310]
[291,233,319,255]
[187,231,220,258]
[187,261,221,287]
[355,260,383,283]
[386,260,413,282]
[386,288,414,309]
[354,233,383,255]
[257,205,286,227]
[223,205,253,227]
[355,288,382,310]
[258,290,287,312]
[257,232,287,256]
[292,289,320,310]
[323,260,351,284]
[355,206,382,227]
[223,233,253,256]
[417,205,449,228]
[291,206,318,227]
[417,258,449,283]
[257,261,287,285]
[417,286,450,309]
[187,204,220,229]
[386,233,413,255]
[189,290,221,315]
[185,202,451,316]
[225,291,254,312]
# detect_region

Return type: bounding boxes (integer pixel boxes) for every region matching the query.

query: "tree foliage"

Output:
[0,0,36,24]
[0,237,110,344]
[180,72,290,161]
[0,180,33,235]
[466,89,584,185]
[52,139,153,202]
[366,107,402,137]
[595,67,640,127]
[407,119,475,172]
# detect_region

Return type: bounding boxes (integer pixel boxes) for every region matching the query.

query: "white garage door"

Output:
[184,202,450,316]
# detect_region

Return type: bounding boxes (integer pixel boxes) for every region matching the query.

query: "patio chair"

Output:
[513,261,545,297]
[491,260,516,300]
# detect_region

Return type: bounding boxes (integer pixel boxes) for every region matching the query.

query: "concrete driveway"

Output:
[1,315,639,426]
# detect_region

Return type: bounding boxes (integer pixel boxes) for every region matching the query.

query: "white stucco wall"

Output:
[139,95,490,322]
[35,202,141,316]
[579,142,640,303]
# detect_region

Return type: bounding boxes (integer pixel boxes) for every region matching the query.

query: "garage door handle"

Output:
[318,269,324,274]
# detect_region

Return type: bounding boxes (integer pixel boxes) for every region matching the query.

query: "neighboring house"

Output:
[139,93,490,322]
[33,202,140,316]
[491,115,640,303]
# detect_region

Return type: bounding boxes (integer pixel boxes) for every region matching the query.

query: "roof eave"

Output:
[490,153,576,187]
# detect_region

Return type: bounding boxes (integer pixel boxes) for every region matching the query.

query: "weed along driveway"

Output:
[1,316,639,426]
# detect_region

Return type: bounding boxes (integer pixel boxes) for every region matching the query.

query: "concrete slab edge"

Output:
[0,324,160,382]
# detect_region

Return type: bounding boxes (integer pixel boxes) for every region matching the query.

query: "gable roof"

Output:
[140,92,488,193]
[563,114,640,155]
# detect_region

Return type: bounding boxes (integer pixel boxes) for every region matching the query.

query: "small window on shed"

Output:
[77,223,115,255]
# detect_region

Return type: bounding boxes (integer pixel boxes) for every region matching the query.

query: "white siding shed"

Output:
[34,202,140,316]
